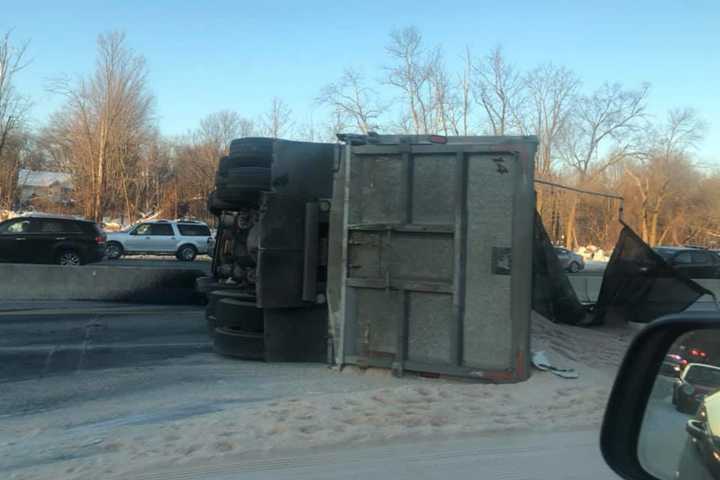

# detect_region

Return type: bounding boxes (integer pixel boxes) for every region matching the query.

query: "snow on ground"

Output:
[2,314,636,480]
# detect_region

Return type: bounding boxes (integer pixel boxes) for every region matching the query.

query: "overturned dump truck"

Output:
[197,134,538,382]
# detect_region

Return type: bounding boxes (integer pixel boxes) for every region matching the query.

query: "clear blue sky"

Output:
[4,0,720,162]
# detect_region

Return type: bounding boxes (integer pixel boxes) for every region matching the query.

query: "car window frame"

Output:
[691,251,712,265]
[34,219,83,234]
[177,224,211,236]
[132,223,152,236]
[684,365,720,385]
[149,223,174,236]
[0,218,34,235]
[673,251,693,265]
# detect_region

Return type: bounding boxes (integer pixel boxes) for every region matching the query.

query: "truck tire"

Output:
[215,298,264,332]
[220,148,273,169]
[215,186,261,205]
[228,137,274,157]
[222,154,272,169]
[216,167,271,190]
[217,263,233,278]
[213,327,265,360]
[206,289,251,335]
[208,190,238,216]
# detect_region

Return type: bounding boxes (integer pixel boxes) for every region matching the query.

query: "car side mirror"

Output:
[685,419,706,441]
[601,313,720,480]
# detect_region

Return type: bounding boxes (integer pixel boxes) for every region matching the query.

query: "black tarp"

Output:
[592,223,712,325]
[532,212,587,325]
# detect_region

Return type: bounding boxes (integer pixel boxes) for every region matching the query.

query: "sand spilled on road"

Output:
[4,313,635,480]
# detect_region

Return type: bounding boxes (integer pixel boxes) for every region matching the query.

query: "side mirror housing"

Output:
[685,419,706,441]
[601,312,720,480]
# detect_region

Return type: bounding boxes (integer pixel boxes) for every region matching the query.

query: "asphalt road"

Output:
[0,304,211,403]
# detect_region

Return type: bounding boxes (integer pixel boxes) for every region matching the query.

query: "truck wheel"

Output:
[207,289,255,334]
[216,298,263,333]
[105,242,123,260]
[221,152,273,169]
[213,327,265,360]
[215,186,261,205]
[228,137,274,157]
[207,190,238,216]
[217,264,233,278]
[177,245,197,262]
[217,167,272,187]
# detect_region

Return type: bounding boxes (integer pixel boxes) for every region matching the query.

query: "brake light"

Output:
[429,135,448,144]
[96,235,106,245]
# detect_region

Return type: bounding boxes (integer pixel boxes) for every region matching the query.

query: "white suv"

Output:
[105,220,211,261]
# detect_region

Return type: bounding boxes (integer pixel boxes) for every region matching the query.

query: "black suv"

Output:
[654,246,720,279]
[0,215,106,265]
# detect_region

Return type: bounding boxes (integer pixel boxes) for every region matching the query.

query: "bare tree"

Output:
[558,82,649,248]
[198,110,253,153]
[625,108,706,245]
[428,53,459,135]
[454,47,473,136]
[261,97,293,138]
[385,26,437,134]
[322,108,349,141]
[0,30,31,210]
[521,63,580,175]
[472,46,524,135]
[317,68,385,134]
[560,82,649,179]
[48,31,154,222]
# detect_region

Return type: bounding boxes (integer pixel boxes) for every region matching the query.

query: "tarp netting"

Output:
[532,212,587,325]
[592,223,712,325]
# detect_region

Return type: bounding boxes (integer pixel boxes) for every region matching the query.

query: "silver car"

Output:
[105,220,211,261]
[553,246,585,273]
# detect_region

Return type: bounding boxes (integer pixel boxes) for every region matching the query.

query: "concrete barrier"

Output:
[568,275,604,303]
[0,264,205,304]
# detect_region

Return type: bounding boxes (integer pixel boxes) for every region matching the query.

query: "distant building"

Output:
[17,169,74,206]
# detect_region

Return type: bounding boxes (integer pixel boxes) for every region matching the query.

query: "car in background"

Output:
[682,345,710,363]
[677,391,720,480]
[0,214,106,266]
[553,246,585,273]
[654,246,720,278]
[105,220,211,262]
[660,353,688,377]
[673,363,720,414]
